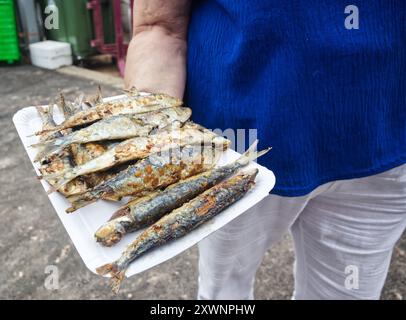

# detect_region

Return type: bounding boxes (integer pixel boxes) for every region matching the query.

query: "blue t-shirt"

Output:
[185,0,406,196]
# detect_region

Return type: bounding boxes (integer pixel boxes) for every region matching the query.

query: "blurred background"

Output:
[1,0,133,76]
[0,0,405,300]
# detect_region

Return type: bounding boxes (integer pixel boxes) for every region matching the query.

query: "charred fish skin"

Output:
[33,107,192,161]
[96,169,258,293]
[66,145,222,212]
[35,91,183,134]
[44,125,229,192]
[35,105,90,196]
[132,107,191,129]
[94,172,223,246]
[95,140,270,246]
[36,105,71,177]
[34,114,154,160]
[64,91,130,192]
[37,93,118,196]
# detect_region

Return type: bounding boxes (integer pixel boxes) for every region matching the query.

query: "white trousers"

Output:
[198,163,406,300]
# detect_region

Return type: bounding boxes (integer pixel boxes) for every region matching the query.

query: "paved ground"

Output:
[0,65,405,300]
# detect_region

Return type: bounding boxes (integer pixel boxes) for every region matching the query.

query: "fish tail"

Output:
[34,126,59,136]
[111,270,126,294]
[35,104,57,135]
[36,104,55,128]
[30,139,53,148]
[57,91,66,110]
[96,262,117,276]
[96,263,126,294]
[236,140,271,166]
[123,86,139,97]
[65,191,96,212]
[47,102,56,124]
[58,93,72,117]
[93,85,103,104]
[35,105,47,123]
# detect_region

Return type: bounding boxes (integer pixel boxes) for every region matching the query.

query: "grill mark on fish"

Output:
[94,140,269,246]
[33,107,191,161]
[43,124,229,193]
[35,91,183,135]
[36,93,125,196]
[65,144,223,212]
[35,104,90,196]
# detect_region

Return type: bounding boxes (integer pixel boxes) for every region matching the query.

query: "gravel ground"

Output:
[0,65,404,300]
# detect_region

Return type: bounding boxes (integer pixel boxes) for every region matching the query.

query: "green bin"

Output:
[101,0,115,44]
[39,0,95,59]
[0,0,20,63]
[39,0,116,60]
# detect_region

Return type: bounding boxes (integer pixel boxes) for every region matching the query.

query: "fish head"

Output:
[238,168,259,188]
[94,218,129,247]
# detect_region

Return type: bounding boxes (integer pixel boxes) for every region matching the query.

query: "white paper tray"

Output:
[12,95,275,277]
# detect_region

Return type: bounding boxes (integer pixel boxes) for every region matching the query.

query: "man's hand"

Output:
[124,0,191,99]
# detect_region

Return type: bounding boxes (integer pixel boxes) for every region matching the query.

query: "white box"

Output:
[13,95,276,278]
[29,40,73,70]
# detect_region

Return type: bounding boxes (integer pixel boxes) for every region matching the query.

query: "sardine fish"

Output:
[96,169,259,293]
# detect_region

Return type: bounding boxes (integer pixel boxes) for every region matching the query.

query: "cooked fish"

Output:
[44,123,229,192]
[32,107,191,160]
[68,141,123,191]
[35,105,89,196]
[35,104,63,142]
[57,87,102,117]
[65,144,224,212]
[37,96,114,196]
[95,140,270,246]
[96,169,258,293]
[35,91,182,134]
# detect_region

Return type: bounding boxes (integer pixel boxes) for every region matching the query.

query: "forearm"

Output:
[125,28,187,98]
[124,0,190,99]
